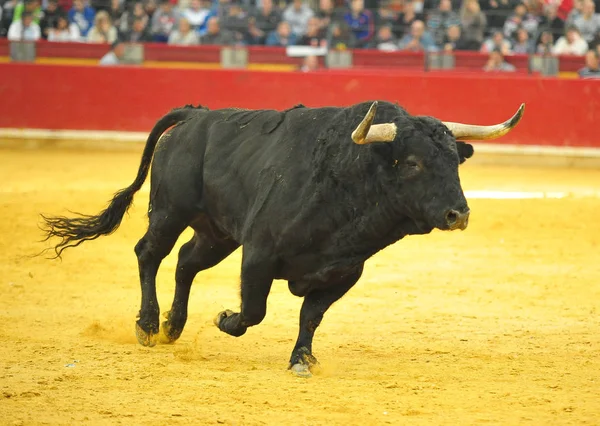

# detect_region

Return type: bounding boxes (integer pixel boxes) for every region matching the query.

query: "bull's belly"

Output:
[276,252,365,284]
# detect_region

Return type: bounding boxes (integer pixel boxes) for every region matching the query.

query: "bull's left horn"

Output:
[352,101,397,145]
[442,103,525,141]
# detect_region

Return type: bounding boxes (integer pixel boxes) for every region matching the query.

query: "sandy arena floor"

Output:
[1,146,599,425]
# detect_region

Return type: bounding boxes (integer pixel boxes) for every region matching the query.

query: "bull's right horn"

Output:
[352,101,398,145]
[442,103,525,141]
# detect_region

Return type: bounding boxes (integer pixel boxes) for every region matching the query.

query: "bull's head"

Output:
[350,101,525,232]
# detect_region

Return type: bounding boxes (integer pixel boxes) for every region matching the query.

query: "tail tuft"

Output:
[39,187,135,259]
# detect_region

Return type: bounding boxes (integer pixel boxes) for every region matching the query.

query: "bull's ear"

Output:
[457,142,474,164]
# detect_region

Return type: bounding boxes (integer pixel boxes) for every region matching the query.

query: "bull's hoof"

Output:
[135,322,158,347]
[158,321,179,344]
[288,346,318,378]
[290,363,313,378]
[213,309,235,328]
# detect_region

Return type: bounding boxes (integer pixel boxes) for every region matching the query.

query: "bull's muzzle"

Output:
[445,208,470,231]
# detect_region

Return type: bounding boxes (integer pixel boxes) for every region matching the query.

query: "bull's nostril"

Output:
[446,210,459,225]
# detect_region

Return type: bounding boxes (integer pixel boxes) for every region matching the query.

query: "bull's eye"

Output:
[406,159,421,170]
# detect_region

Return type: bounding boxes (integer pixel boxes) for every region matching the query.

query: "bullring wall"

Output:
[1,62,599,152]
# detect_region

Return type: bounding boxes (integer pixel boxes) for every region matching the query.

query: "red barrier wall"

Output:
[1,62,599,147]
[0,39,586,72]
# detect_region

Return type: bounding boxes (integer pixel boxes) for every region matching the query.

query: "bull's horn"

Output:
[442,103,525,141]
[351,101,397,145]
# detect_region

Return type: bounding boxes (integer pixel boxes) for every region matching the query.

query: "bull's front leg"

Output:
[289,264,364,378]
[213,252,275,337]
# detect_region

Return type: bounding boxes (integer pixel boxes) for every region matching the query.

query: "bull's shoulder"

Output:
[171,103,210,113]
[217,106,306,136]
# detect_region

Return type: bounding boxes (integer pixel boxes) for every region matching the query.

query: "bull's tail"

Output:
[39,106,200,259]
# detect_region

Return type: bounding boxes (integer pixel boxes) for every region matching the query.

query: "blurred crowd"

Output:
[1,0,599,76]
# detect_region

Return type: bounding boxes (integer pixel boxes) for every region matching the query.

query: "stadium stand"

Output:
[0,0,599,77]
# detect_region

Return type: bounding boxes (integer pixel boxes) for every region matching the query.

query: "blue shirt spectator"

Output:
[68,0,95,37]
[343,0,374,47]
[265,20,297,46]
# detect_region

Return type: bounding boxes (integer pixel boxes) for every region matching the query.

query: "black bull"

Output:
[40,100,524,377]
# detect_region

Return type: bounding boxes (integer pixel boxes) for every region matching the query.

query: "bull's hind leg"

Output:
[160,224,240,344]
[289,264,364,378]
[214,248,275,337]
[134,211,188,347]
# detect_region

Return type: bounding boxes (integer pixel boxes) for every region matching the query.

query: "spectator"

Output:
[536,4,565,45]
[572,0,600,42]
[460,0,487,50]
[199,16,234,44]
[368,23,399,50]
[398,19,437,51]
[265,19,297,45]
[512,26,534,52]
[578,48,600,75]
[144,0,157,21]
[220,1,249,45]
[316,0,339,32]
[297,16,327,46]
[87,10,117,43]
[246,16,264,45]
[413,0,425,15]
[168,16,199,44]
[375,0,398,28]
[553,25,589,53]
[213,0,228,19]
[481,30,512,54]
[48,14,81,41]
[68,0,95,37]
[249,0,281,44]
[182,0,213,32]
[483,48,516,71]
[107,0,124,30]
[283,0,314,37]
[343,0,375,47]
[1,1,11,37]
[327,20,357,48]
[40,0,62,39]
[443,24,472,50]
[299,54,319,71]
[590,28,600,49]
[427,0,460,46]
[121,16,153,41]
[393,0,423,39]
[0,0,18,38]
[503,2,539,38]
[554,0,576,22]
[12,0,42,24]
[481,0,513,31]
[119,2,148,34]
[565,0,583,27]
[316,0,344,33]
[150,0,178,42]
[536,29,554,53]
[99,39,125,65]
[7,10,40,39]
